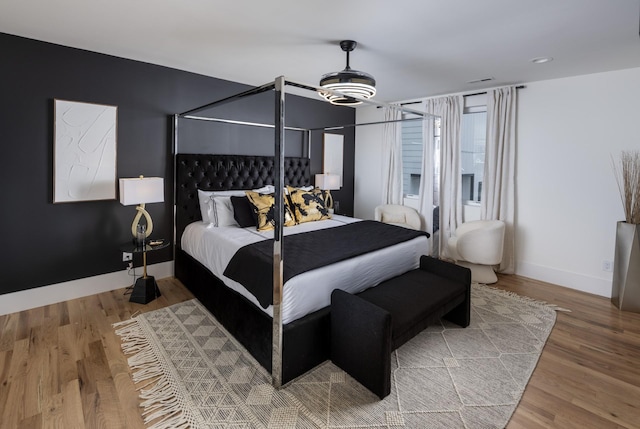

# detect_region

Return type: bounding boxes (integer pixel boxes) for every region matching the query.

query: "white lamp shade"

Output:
[315,173,341,190]
[119,177,164,206]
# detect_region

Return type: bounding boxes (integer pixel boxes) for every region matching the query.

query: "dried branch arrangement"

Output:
[612,150,640,224]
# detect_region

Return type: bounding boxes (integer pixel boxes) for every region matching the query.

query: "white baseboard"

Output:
[2,259,612,315]
[0,261,174,316]
[516,260,612,298]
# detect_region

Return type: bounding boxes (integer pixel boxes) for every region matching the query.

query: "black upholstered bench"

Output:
[330,255,471,399]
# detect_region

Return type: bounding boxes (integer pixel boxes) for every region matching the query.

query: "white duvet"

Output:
[181,215,429,324]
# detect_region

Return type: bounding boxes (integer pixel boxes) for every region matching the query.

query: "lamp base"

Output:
[325,191,334,210]
[129,276,161,304]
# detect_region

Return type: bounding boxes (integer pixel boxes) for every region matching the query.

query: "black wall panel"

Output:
[0,33,355,296]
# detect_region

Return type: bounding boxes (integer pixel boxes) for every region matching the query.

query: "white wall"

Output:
[354,105,386,220]
[516,67,640,297]
[354,67,640,297]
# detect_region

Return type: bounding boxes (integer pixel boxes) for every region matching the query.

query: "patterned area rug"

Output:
[115,285,561,429]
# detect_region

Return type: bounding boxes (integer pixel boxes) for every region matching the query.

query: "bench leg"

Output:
[331,289,392,399]
[443,284,471,328]
[421,255,471,328]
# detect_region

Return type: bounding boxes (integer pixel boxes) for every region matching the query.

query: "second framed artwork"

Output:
[53,99,118,203]
[322,133,343,186]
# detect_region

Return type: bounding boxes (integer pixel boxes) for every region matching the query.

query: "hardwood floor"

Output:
[0,274,638,428]
[0,277,194,429]
[497,275,640,429]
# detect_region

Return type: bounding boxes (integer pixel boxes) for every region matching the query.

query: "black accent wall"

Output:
[0,33,355,296]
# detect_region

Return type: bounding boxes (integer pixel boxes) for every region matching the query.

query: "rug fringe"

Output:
[113,317,193,429]
[478,284,572,312]
[140,378,190,428]
[112,317,137,328]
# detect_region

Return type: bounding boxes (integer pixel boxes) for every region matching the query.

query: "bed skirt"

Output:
[175,247,331,384]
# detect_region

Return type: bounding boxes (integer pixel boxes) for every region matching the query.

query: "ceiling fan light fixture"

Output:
[319,40,376,106]
[530,56,553,64]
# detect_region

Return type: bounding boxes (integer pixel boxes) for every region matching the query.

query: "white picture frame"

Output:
[322,133,344,186]
[53,99,117,203]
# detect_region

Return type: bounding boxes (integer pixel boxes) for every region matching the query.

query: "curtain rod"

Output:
[383,85,527,107]
[463,85,525,98]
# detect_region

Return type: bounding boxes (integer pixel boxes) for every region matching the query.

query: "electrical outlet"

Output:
[602,260,613,272]
[122,252,132,262]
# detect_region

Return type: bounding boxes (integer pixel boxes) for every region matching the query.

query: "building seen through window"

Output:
[461,111,486,204]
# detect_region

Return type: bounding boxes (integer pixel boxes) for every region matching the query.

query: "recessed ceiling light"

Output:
[531,56,553,64]
[466,77,495,84]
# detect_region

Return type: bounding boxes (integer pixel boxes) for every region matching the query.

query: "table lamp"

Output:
[119,176,164,304]
[315,173,341,212]
[119,176,164,244]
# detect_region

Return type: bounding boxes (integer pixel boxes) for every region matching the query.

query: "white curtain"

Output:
[381,107,403,205]
[482,86,517,274]
[425,96,463,257]
[418,109,435,250]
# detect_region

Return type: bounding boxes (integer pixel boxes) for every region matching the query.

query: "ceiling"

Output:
[2,0,640,103]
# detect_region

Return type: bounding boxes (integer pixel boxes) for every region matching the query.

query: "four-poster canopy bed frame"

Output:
[173,76,437,387]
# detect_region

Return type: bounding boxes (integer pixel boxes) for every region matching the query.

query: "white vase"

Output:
[611,221,640,312]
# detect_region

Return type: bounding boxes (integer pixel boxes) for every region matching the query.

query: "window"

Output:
[401,115,440,210]
[460,111,486,204]
[401,115,423,198]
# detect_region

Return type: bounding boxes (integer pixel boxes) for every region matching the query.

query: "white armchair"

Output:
[447,220,505,284]
[374,204,421,230]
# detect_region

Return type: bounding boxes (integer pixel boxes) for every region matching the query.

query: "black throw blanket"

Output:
[223,220,429,308]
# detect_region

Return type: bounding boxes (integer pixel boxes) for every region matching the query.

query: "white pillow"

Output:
[197,189,246,224]
[198,189,214,223]
[252,185,301,195]
[198,187,279,226]
[254,185,275,194]
[211,195,239,227]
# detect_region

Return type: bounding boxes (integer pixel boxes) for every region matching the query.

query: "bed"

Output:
[174,153,430,383]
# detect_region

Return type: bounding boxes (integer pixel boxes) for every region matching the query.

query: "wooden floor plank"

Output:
[1,338,29,428]
[18,413,42,429]
[510,383,620,429]
[61,379,86,429]
[57,323,80,388]
[23,325,45,419]
[111,371,146,429]
[0,350,14,420]
[0,313,20,352]
[42,391,65,429]
[95,379,126,428]
[1,274,639,428]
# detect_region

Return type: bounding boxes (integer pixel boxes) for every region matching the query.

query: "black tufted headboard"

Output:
[175,154,311,245]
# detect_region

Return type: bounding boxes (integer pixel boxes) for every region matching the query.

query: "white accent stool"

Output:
[447,220,505,284]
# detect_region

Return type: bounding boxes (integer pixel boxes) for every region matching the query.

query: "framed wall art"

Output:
[322,133,344,186]
[53,99,117,203]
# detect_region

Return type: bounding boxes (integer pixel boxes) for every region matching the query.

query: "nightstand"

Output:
[121,240,170,304]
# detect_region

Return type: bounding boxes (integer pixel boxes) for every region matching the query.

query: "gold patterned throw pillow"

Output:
[245,191,297,231]
[287,186,331,224]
